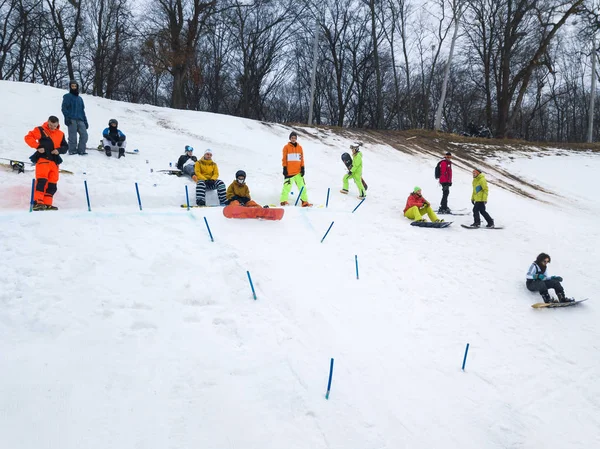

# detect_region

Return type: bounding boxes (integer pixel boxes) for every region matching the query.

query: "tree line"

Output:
[1,0,599,142]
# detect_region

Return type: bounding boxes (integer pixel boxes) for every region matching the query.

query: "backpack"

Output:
[434,160,442,179]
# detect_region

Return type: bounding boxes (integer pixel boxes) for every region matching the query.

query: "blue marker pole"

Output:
[325,358,335,399]
[326,187,330,208]
[352,198,365,213]
[84,180,91,211]
[204,216,214,242]
[29,178,35,212]
[185,185,190,210]
[247,271,257,300]
[355,255,359,280]
[135,182,142,210]
[320,221,335,243]
[462,343,470,371]
[294,186,304,206]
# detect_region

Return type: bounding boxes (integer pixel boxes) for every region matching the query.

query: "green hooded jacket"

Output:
[350,151,363,176]
[471,173,488,202]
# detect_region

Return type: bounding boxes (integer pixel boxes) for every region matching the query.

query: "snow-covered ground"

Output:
[1,80,599,449]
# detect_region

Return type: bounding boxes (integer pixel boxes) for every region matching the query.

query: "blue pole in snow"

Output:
[294,186,304,206]
[29,178,35,212]
[326,187,330,208]
[84,180,91,211]
[325,358,335,399]
[247,271,257,300]
[352,198,365,213]
[462,343,470,371]
[320,221,335,243]
[185,185,190,210]
[204,216,214,242]
[135,182,142,210]
[355,255,359,280]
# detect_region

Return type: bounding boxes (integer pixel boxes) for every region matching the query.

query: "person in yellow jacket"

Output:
[280,131,312,207]
[470,168,494,228]
[225,170,262,207]
[194,149,227,206]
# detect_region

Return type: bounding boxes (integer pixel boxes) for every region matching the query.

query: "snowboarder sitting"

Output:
[194,149,227,206]
[177,145,198,181]
[102,119,126,158]
[526,253,573,303]
[341,143,366,199]
[403,187,443,222]
[225,170,262,208]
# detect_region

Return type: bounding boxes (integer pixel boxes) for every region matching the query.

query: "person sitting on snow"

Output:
[194,149,227,206]
[225,170,262,208]
[176,145,198,181]
[526,253,573,303]
[102,119,126,158]
[403,187,443,222]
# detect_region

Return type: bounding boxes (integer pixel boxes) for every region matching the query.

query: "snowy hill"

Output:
[1,80,599,449]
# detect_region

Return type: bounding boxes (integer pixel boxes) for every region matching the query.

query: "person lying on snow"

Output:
[403,187,443,223]
[225,170,263,208]
[526,252,573,303]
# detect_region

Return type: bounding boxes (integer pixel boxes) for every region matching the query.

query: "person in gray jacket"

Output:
[61,79,89,155]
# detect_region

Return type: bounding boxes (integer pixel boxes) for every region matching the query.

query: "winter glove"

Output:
[534,274,546,281]
[85,121,89,130]
[551,276,563,282]
[111,140,117,146]
[471,200,475,205]
[65,118,72,126]
[205,180,215,189]
[300,166,305,177]
[283,167,288,177]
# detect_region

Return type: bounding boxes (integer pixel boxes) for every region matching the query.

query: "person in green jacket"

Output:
[471,168,495,228]
[341,144,366,199]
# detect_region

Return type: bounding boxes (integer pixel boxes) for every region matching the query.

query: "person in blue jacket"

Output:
[102,119,126,158]
[61,79,89,155]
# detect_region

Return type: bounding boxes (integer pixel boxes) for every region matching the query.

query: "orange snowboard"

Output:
[222,205,284,220]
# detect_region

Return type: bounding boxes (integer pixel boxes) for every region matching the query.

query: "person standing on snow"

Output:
[280,131,312,207]
[225,170,262,207]
[526,253,573,303]
[24,115,69,210]
[177,145,198,181]
[194,149,227,206]
[470,168,494,228]
[341,143,366,199]
[102,119,126,158]
[61,79,89,155]
[403,187,443,222]
[437,152,453,213]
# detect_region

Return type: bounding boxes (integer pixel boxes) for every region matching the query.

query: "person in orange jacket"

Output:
[24,116,69,210]
[403,187,443,222]
[280,131,312,207]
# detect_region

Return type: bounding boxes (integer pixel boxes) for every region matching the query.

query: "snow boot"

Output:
[104,146,112,157]
[196,200,205,207]
[280,201,289,206]
[32,202,47,211]
[557,292,574,303]
[301,200,313,207]
[340,189,348,194]
[486,221,495,228]
[541,292,553,303]
[118,148,125,158]
[469,223,480,228]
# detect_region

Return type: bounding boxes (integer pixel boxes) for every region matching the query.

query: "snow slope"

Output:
[1,80,599,449]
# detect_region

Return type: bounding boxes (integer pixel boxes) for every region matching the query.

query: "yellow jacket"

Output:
[471,173,489,202]
[194,158,219,180]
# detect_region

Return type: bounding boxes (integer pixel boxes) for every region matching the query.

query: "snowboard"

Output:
[223,205,284,220]
[181,204,223,208]
[157,169,183,176]
[461,224,504,230]
[410,221,452,228]
[341,152,368,190]
[0,158,73,175]
[92,142,139,155]
[531,298,588,309]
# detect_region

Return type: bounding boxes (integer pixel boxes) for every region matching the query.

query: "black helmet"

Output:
[235,170,246,179]
[108,118,118,127]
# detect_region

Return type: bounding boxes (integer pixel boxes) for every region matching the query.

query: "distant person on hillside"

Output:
[470,168,494,228]
[436,152,453,213]
[526,253,573,303]
[225,170,262,207]
[24,115,69,210]
[280,131,312,207]
[177,145,198,181]
[341,143,366,199]
[403,187,443,222]
[194,149,227,206]
[61,79,89,155]
[102,119,126,158]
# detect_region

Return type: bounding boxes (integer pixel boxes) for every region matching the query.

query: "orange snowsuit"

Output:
[24,122,68,206]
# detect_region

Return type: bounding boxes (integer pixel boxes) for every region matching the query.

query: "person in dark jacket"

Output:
[526,253,573,303]
[61,79,89,155]
[176,145,198,181]
[102,119,126,158]
[437,152,453,213]
[24,116,68,210]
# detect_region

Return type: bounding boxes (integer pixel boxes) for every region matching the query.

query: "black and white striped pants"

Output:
[196,179,227,205]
